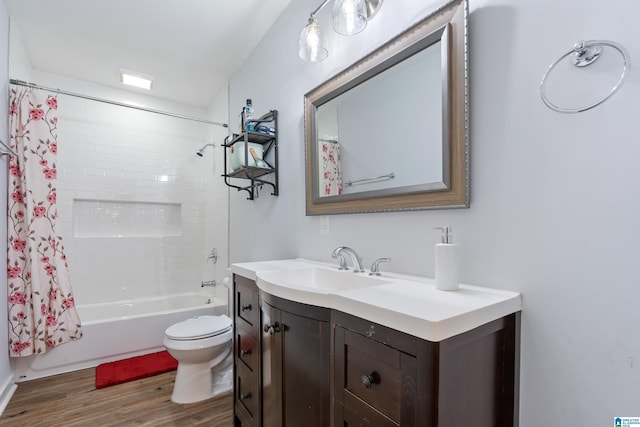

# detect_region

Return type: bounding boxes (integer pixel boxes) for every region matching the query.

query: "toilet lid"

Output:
[165,315,232,340]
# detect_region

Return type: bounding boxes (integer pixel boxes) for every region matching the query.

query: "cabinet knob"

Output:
[240,349,251,356]
[361,374,376,389]
[240,392,252,401]
[241,304,252,312]
[263,322,281,335]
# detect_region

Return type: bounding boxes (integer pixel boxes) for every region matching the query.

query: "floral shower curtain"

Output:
[7,85,82,357]
[320,141,342,196]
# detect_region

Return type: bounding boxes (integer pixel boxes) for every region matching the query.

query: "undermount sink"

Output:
[257,267,392,293]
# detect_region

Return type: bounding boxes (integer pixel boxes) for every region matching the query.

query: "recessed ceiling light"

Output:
[120,69,154,90]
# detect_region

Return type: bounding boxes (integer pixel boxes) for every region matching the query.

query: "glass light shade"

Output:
[299,18,329,62]
[332,0,367,35]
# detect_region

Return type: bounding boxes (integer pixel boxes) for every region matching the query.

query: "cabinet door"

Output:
[261,302,282,427]
[280,310,331,427]
[262,300,331,427]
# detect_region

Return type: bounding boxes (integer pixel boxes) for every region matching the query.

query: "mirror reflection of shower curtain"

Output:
[7,84,83,357]
[320,140,342,196]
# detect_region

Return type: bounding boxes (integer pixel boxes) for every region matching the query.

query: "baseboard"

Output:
[0,374,17,417]
[13,345,166,382]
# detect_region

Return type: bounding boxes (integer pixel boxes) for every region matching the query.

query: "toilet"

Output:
[164,314,233,404]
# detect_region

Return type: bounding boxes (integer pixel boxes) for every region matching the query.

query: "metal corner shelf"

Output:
[223,109,278,200]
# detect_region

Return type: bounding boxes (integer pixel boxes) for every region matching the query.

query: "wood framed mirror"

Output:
[304,0,468,215]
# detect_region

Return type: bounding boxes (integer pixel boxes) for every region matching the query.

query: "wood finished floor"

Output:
[0,368,233,426]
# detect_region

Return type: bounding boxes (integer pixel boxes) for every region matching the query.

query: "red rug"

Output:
[95,350,178,389]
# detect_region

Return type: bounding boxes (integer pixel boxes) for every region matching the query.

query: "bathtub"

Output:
[12,292,227,382]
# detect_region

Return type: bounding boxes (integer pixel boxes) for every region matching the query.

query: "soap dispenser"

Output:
[434,226,459,291]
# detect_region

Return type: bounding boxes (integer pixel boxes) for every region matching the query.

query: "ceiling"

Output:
[4,0,293,108]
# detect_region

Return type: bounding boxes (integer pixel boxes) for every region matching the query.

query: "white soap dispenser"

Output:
[434,226,459,291]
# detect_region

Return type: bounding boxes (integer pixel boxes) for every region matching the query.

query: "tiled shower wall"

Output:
[48,80,227,305]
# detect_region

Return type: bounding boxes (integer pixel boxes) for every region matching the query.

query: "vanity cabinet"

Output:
[233,274,520,427]
[333,310,520,427]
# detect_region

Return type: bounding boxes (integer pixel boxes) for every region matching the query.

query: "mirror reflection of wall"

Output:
[316,40,444,198]
[305,0,469,215]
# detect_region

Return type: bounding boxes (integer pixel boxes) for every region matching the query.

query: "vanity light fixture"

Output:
[332,0,367,35]
[120,69,154,90]
[299,15,328,62]
[299,0,383,62]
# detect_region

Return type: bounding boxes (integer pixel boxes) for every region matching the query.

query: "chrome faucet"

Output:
[331,246,365,273]
[335,253,349,270]
[369,258,391,276]
[201,280,216,287]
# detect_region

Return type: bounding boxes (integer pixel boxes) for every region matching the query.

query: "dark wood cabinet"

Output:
[332,310,520,427]
[259,299,281,427]
[233,276,331,427]
[333,325,417,426]
[233,275,261,427]
[261,293,331,427]
[233,274,520,427]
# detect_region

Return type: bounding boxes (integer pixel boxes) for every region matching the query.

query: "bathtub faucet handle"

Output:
[201,280,216,287]
[207,248,218,264]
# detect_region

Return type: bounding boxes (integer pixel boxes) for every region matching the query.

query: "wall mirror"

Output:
[304,0,468,215]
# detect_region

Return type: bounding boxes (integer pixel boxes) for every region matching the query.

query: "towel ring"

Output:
[540,40,630,114]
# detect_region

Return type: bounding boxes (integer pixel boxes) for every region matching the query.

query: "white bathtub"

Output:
[12,292,227,382]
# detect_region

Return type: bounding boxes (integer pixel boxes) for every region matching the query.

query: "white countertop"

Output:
[230,258,521,342]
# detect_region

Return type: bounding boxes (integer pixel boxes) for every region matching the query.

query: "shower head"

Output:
[196,143,215,157]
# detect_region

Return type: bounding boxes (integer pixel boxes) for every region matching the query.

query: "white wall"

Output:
[7,17,28,81]
[0,0,15,413]
[17,70,230,305]
[7,19,231,306]
[229,0,640,425]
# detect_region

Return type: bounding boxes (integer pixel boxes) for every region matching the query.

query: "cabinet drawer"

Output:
[236,324,258,372]
[235,277,259,327]
[334,398,399,427]
[235,403,257,427]
[236,362,259,419]
[342,329,403,422]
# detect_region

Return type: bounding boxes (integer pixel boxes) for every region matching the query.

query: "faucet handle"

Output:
[369,258,391,276]
[336,253,349,271]
[207,248,218,264]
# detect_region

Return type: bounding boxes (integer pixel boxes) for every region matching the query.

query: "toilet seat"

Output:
[165,315,232,341]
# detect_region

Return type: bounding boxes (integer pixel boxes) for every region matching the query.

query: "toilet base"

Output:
[170,348,233,404]
[211,378,233,399]
[171,361,213,404]
[211,354,233,397]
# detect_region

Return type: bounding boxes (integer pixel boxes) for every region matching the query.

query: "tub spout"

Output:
[201,280,216,287]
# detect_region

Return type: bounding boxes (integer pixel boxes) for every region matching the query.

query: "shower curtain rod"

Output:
[10,79,228,128]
